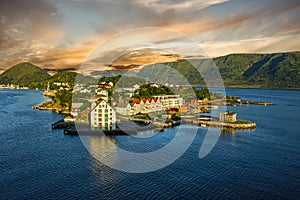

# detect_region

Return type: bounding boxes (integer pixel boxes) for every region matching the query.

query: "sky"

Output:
[0,0,300,75]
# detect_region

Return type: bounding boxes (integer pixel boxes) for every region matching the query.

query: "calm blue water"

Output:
[0,89,299,199]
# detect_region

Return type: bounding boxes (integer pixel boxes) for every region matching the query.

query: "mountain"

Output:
[99,70,137,78]
[1,52,299,89]
[49,71,96,87]
[0,62,96,89]
[0,62,51,88]
[139,52,300,88]
[214,52,300,87]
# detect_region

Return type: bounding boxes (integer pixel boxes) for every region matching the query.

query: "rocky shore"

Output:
[32,101,70,115]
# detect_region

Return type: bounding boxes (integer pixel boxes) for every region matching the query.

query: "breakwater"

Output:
[182,118,256,129]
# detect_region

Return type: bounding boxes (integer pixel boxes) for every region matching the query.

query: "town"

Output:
[35,76,261,135]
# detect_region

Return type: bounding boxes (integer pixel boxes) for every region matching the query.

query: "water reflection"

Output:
[84,135,120,184]
[135,129,156,138]
[88,136,118,162]
[221,128,237,134]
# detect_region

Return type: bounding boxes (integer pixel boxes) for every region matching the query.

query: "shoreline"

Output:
[190,85,300,90]
[1,86,300,92]
[32,101,70,115]
[52,117,256,136]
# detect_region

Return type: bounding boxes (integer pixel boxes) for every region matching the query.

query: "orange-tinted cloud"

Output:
[0,0,300,73]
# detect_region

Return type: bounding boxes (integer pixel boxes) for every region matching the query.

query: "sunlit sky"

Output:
[1,0,300,74]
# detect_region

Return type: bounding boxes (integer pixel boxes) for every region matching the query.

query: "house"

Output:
[115,104,132,116]
[219,111,237,122]
[90,100,116,130]
[129,98,164,115]
[71,102,83,117]
[115,99,132,116]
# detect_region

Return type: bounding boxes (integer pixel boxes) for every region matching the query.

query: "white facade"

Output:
[90,100,116,130]
[131,98,164,115]
[115,104,132,116]
[153,95,183,109]
[114,98,164,116]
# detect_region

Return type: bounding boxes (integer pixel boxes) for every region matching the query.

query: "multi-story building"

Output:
[153,95,183,109]
[90,100,116,130]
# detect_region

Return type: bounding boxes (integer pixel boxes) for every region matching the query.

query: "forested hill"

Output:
[1,52,300,89]
[0,62,51,88]
[0,62,95,89]
[139,52,300,88]
[214,52,300,88]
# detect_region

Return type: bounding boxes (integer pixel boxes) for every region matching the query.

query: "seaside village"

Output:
[64,80,251,132]
[73,81,187,130]
[0,84,29,90]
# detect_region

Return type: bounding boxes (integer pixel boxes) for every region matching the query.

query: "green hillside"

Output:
[0,62,51,88]
[139,52,300,88]
[0,62,96,89]
[49,71,96,87]
[1,52,299,89]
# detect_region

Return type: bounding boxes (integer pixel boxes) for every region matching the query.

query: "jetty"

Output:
[182,118,256,129]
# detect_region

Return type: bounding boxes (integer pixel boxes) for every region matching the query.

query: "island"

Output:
[35,75,273,136]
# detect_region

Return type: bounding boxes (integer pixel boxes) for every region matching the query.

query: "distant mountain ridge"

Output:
[214,52,300,87]
[0,52,299,89]
[139,52,300,88]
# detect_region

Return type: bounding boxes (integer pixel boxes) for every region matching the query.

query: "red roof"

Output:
[132,98,160,104]
[132,99,141,104]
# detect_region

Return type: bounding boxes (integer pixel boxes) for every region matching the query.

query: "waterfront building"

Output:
[153,95,183,109]
[90,100,116,130]
[115,104,132,115]
[114,98,132,116]
[130,98,164,114]
[219,111,237,122]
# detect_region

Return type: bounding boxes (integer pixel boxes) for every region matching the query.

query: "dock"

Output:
[52,120,155,136]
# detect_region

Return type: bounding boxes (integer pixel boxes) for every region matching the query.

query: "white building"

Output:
[130,98,163,115]
[71,102,83,117]
[153,95,183,109]
[115,104,132,116]
[96,89,109,101]
[90,100,116,130]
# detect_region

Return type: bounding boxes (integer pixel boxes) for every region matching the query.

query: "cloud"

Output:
[0,0,64,71]
[0,0,300,73]
[0,0,62,39]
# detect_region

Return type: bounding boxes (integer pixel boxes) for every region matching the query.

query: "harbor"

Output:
[52,111,256,136]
